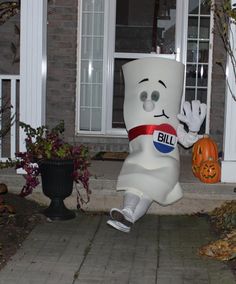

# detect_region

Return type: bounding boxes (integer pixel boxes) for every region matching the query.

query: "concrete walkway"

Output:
[0,213,235,284]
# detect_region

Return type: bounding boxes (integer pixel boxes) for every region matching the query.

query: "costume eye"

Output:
[140,91,148,102]
[151,91,160,102]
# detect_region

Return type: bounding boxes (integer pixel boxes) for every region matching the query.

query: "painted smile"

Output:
[154,109,169,119]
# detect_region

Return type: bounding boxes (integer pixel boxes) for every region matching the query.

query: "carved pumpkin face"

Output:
[192,136,218,178]
[199,160,221,183]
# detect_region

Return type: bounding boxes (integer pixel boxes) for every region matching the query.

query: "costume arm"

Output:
[177,124,203,148]
[177,100,206,148]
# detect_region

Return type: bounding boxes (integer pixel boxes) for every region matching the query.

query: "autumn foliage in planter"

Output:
[15,121,91,208]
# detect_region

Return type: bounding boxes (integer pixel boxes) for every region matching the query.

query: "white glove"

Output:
[177,100,207,132]
[177,124,200,148]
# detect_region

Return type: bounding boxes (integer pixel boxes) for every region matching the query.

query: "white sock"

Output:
[123,192,140,212]
[123,192,152,223]
[132,195,152,222]
[122,192,140,222]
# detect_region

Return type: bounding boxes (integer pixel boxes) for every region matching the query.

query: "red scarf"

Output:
[128,125,161,141]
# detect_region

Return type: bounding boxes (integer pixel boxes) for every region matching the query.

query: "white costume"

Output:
[107,58,206,233]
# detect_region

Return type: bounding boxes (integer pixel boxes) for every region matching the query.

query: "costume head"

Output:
[122,58,185,131]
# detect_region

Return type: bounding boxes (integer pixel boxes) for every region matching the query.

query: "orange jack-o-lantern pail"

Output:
[192,135,218,178]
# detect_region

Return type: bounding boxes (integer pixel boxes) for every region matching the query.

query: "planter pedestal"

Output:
[43,197,75,220]
[39,159,76,220]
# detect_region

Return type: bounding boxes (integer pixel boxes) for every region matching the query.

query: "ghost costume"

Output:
[107,58,206,233]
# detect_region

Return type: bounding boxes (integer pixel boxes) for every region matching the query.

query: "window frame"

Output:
[184,1,214,134]
[76,0,212,136]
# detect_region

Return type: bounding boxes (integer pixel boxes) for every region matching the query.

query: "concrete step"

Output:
[0,156,236,214]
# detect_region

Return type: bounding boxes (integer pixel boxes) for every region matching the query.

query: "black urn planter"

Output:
[38,159,76,220]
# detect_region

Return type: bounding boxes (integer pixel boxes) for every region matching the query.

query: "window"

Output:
[76,0,212,135]
[185,0,212,133]
[77,0,105,133]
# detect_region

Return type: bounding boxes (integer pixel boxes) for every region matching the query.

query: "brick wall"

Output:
[0,7,19,156]
[47,0,78,139]
[0,11,19,74]
[209,0,227,153]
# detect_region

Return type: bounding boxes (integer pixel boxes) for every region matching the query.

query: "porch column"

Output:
[19,0,47,151]
[221,11,236,182]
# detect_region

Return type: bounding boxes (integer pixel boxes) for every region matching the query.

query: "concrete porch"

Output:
[0,155,236,215]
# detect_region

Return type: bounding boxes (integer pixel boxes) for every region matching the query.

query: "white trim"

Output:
[205,7,214,134]
[76,131,127,138]
[10,79,17,158]
[176,0,188,64]
[0,75,19,160]
[114,52,176,59]
[221,161,236,183]
[102,0,111,134]
[0,75,20,80]
[221,11,236,182]
[223,20,236,161]
[19,0,47,152]
[75,0,82,134]
[76,0,107,134]
[178,0,188,109]
[105,128,127,136]
[105,0,116,134]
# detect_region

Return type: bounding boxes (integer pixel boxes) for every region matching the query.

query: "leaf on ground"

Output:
[199,230,236,261]
[210,201,236,231]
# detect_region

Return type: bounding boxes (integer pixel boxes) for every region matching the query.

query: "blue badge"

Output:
[153,124,177,153]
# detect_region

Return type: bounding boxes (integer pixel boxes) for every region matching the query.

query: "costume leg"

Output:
[109,191,139,224]
[132,195,152,222]
[107,191,140,233]
[107,192,152,233]
[122,191,140,222]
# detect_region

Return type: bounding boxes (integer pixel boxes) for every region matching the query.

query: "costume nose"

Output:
[143,100,155,112]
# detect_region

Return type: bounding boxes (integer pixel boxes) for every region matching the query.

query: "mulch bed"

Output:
[0,193,46,270]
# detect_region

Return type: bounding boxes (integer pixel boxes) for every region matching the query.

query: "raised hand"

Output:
[177,100,207,132]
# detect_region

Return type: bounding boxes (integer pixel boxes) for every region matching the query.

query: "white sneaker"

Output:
[110,208,133,225]
[107,219,131,233]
